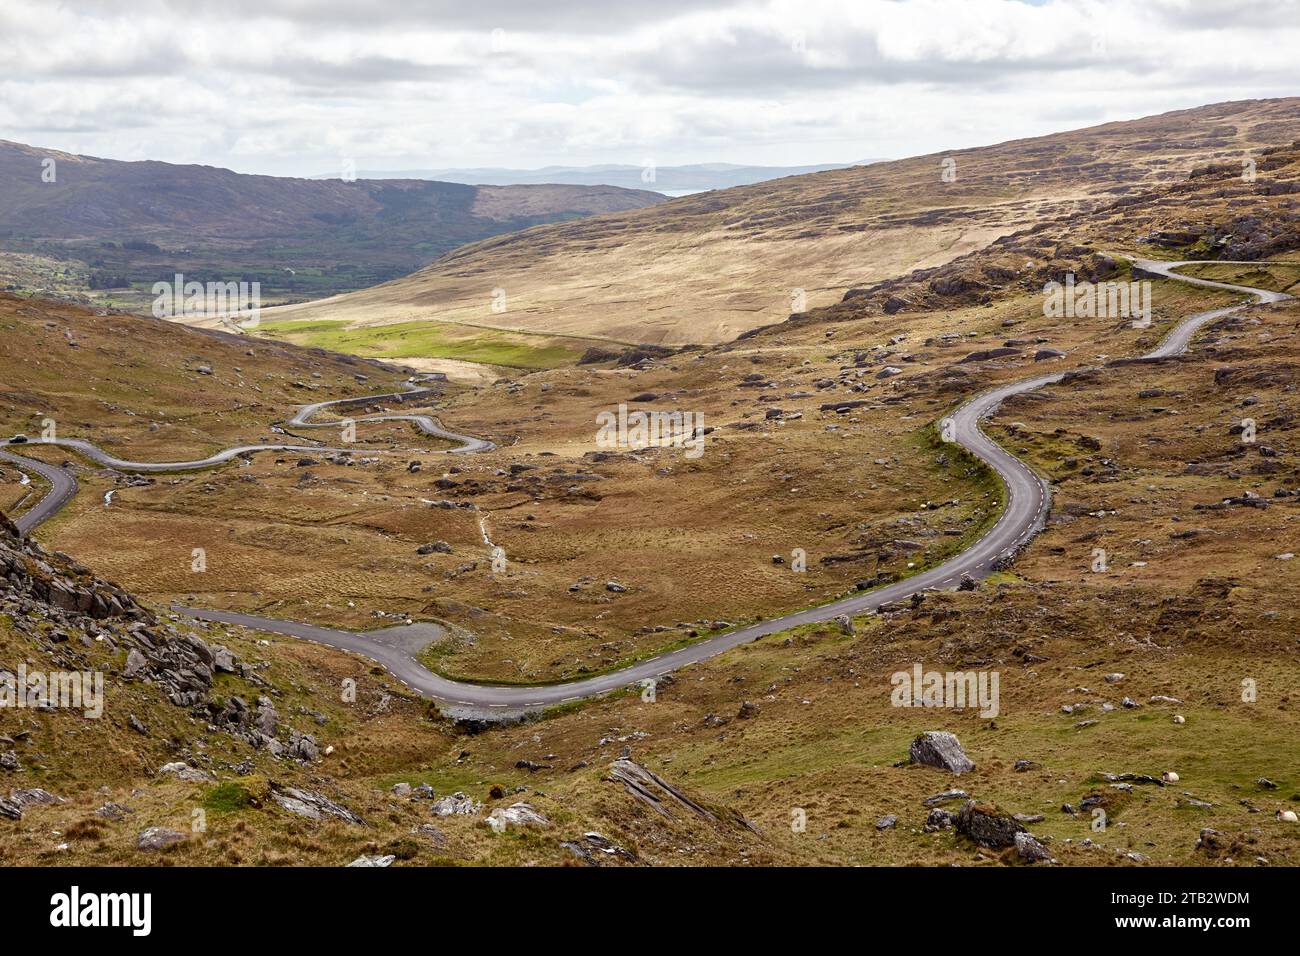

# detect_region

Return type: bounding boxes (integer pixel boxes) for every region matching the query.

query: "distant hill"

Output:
[266,98,1300,347]
[314,161,882,195]
[0,140,665,306]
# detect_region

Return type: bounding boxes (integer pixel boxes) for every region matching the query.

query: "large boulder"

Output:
[909,731,975,774]
[955,801,1025,848]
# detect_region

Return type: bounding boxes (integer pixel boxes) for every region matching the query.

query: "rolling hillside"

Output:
[261,98,1300,348]
[0,140,665,306]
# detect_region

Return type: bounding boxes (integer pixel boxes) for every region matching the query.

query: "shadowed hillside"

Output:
[0,140,665,308]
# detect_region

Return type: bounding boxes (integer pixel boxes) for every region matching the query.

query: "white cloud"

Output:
[1,0,1296,175]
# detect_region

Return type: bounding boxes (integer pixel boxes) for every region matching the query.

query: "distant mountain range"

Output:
[0,140,665,304]
[312,161,884,195]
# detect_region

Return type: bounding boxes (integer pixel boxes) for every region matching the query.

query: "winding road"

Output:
[0,259,1289,718]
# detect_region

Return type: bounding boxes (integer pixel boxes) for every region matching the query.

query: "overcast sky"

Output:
[1,0,1297,177]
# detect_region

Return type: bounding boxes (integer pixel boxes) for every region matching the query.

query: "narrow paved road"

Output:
[1,261,1288,717]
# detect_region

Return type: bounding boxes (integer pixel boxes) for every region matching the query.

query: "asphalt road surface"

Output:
[1,262,1288,717]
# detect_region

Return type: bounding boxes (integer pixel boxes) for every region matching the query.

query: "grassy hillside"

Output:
[259,98,1300,350]
[3,110,1299,868]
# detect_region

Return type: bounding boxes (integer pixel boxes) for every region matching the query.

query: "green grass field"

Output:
[254,317,593,369]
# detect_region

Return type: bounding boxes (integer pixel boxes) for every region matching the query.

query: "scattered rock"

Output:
[1014,831,1052,863]
[431,792,481,817]
[561,831,639,865]
[159,761,215,783]
[924,808,955,831]
[137,827,186,852]
[909,731,975,775]
[922,789,969,807]
[484,802,549,833]
[95,802,132,820]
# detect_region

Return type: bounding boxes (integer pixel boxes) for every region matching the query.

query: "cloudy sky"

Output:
[1,0,1297,177]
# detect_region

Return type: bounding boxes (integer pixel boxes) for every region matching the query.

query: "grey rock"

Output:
[431,792,480,817]
[271,785,363,824]
[909,731,975,774]
[124,648,148,678]
[484,802,549,833]
[137,827,186,852]
[8,788,63,810]
[410,823,448,848]
[1014,831,1052,862]
[158,761,215,783]
[211,644,237,673]
[922,788,969,807]
[955,801,1025,848]
[924,808,955,831]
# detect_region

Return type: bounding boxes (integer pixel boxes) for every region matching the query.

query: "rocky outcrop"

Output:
[607,758,759,834]
[270,784,364,825]
[0,510,148,622]
[2,508,317,763]
[0,787,64,821]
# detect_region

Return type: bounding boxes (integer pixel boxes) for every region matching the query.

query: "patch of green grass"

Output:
[203,781,255,813]
[255,318,587,369]
[374,765,498,794]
